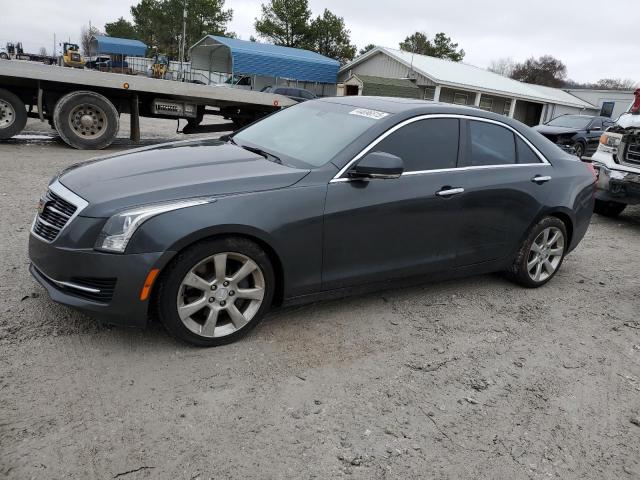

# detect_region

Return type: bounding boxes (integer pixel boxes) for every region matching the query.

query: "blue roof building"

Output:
[189,36,339,85]
[89,35,148,57]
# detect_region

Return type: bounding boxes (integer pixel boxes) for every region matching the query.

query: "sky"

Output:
[1,0,638,83]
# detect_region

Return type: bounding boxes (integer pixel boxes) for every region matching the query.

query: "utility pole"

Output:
[53,33,56,58]
[179,0,187,80]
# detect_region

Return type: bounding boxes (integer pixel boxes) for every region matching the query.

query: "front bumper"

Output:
[591,162,640,205]
[29,233,174,327]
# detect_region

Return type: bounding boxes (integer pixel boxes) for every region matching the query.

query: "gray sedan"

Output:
[29,97,596,346]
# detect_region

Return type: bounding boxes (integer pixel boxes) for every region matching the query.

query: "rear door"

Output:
[456,119,554,266]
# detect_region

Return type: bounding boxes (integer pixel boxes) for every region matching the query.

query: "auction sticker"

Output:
[349,108,389,120]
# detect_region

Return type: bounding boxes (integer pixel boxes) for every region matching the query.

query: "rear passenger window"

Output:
[468,120,516,166]
[516,137,542,164]
[374,118,459,171]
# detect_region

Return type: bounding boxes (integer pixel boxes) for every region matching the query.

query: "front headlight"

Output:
[95,197,216,253]
[599,133,622,149]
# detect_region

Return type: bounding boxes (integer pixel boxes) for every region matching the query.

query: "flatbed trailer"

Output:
[0,60,296,149]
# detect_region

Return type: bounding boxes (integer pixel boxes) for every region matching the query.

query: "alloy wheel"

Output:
[176,252,266,338]
[0,99,16,130]
[527,226,565,282]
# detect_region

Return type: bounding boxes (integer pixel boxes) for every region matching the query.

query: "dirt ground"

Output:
[1,117,639,480]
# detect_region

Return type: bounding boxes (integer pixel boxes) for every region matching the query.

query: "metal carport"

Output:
[89,36,148,57]
[189,35,339,86]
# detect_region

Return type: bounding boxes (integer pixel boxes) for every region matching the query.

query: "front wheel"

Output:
[156,237,275,347]
[507,217,567,288]
[593,199,626,217]
[573,142,585,159]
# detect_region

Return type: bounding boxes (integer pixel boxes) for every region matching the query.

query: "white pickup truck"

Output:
[589,90,640,217]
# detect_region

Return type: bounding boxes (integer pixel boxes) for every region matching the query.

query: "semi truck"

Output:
[0,61,295,149]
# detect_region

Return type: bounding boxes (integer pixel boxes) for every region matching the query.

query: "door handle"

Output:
[531,175,552,184]
[436,187,465,197]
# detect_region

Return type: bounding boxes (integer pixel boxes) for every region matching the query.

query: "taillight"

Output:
[585,162,598,183]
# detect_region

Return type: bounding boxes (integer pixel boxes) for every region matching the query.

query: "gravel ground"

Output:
[1,117,640,480]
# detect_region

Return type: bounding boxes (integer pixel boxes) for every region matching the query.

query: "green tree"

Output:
[128,0,232,58]
[105,17,138,39]
[399,31,464,62]
[510,55,567,88]
[308,9,356,63]
[254,0,311,48]
[358,43,376,56]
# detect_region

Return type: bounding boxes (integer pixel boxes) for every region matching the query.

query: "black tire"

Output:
[0,53,8,60]
[593,199,626,217]
[507,216,568,288]
[155,237,275,347]
[573,141,585,159]
[0,88,27,140]
[53,90,119,149]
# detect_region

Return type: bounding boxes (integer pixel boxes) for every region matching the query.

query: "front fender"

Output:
[126,185,327,298]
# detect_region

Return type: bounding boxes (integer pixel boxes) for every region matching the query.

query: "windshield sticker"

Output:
[349,108,389,120]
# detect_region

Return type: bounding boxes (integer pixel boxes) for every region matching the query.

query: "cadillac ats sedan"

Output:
[28,97,596,346]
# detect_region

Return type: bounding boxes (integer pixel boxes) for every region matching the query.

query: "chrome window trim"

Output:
[30,179,89,243]
[330,114,551,183]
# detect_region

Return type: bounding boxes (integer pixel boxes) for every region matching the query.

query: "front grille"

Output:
[624,143,640,166]
[32,189,78,242]
[67,277,117,303]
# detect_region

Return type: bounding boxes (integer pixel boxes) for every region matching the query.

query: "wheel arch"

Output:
[150,227,286,313]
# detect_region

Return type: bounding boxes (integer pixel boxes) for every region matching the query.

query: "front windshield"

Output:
[232,101,384,168]
[546,116,592,129]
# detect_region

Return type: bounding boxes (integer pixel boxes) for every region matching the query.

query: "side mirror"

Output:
[349,151,404,180]
[592,126,601,131]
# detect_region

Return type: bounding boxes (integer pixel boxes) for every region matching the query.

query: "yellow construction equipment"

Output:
[59,43,85,68]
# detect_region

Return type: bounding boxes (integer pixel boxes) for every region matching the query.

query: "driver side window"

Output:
[373,118,460,172]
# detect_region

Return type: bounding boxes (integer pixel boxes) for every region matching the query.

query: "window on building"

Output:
[466,120,516,166]
[374,118,460,171]
[479,97,493,112]
[453,93,468,105]
[423,86,436,101]
[503,99,512,116]
[600,102,615,118]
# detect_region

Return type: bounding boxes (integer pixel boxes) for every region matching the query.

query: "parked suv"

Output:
[260,86,317,102]
[534,115,616,159]
[589,90,640,217]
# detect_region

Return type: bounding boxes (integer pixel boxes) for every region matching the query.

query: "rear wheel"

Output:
[53,90,119,149]
[508,217,567,288]
[0,88,27,140]
[593,199,626,217]
[573,141,585,159]
[156,237,275,347]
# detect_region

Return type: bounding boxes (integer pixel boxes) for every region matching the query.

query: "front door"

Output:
[322,117,466,290]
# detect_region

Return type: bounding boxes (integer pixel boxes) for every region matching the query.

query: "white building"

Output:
[565,89,635,120]
[338,47,599,126]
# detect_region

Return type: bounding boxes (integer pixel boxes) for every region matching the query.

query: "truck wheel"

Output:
[0,88,27,140]
[594,199,626,217]
[53,90,119,149]
[0,53,8,60]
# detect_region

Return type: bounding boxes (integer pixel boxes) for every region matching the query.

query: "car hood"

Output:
[58,138,310,217]
[533,125,580,136]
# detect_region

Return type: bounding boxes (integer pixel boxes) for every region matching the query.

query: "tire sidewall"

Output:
[53,91,119,150]
[0,88,27,140]
[157,237,275,347]
[513,217,568,288]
